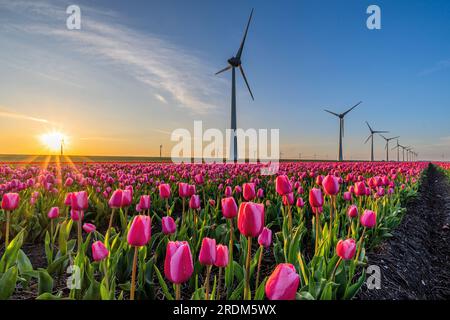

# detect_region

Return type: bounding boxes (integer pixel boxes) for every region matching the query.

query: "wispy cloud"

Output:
[0,0,225,114]
[0,107,50,124]
[419,59,450,76]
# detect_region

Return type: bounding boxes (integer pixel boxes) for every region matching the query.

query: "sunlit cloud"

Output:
[0,0,225,114]
[0,108,50,124]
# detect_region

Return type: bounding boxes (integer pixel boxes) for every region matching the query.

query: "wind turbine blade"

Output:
[239,65,254,100]
[391,146,398,150]
[365,121,373,132]
[236,8,254,59]
[364,134,372,144]
[389,136,400,140]
[379,134,387,140]
[215,65,232,75]
[374,130,389,134]
[342,101,362,116]
[324,109,339,117]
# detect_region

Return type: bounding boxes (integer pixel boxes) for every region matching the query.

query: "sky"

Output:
[0,0,449,161]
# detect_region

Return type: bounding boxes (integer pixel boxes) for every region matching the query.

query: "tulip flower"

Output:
[189,194,201,210]
[275,175,292,196]
[243,183,256,201]
[343,191,352,201]
[162,216,176,235]
[159,183,171,199]
[238,201,264,299]
[265,263,300,300]
[331,238,357,281]
[224,186,232,197]
[108,189,123,208]
[83,223,96,233]
[355,210,377,262]
[256,227,272,289]
[164,241,194,300]
[354,181,367,197]
[215,244,229,299]
[71,191,88,211]
[221,197,238,219]
[257,188,264,199]
[92,240,109,261]
[296,197,305,208]
[178,182,189,198]
[199,237,216,299]
[139,195,151,212]
[47,207,59,219]
[1,192,20,246]
[322,174,339,196]
[127,215,151,300]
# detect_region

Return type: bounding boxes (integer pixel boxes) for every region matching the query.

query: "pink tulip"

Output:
[162,216,176,235]
[138,195,151,210]
[92,241,109,261]
[64,192,73,206]
[275,175,292,196]
[258,227,272,248]
[237,202,265,238]
[164,241,194,284]
[336,238,356,260]
[296,197,305,208]
[70,209,84,221]
[159,184,171,199]
[208,199,216,207]
[322,174,339,196]
[360,210,377,228]
[354,182,367,197]
[309,188,324,208]
[257,188,264,199]
[1,193,19,211]
[47,207,59,219]
[282,192,294,206]
[215,244,229,268]
[265,263,300,300]
[343,191,352,201]
[347,205,358,218]
[108,189,123,208]
[122,189,133,207]
[199,237,216,265]
[83,223,96,233]
[189,194,201,209]
[224,186,232,197]
[71,191,88,211]
[178,182,189,198]
[194,174,204,185]
[243,183,256,201]
[221,197,238,219]
[127,215,151,247]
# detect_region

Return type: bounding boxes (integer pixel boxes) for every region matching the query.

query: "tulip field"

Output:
[0,161,427,300]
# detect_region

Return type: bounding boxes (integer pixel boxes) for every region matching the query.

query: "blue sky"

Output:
[0,0,449,160]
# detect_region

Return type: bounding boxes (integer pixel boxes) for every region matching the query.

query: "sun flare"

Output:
[39,131,67,152]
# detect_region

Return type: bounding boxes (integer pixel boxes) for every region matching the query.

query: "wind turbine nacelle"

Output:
[228,57,241,67]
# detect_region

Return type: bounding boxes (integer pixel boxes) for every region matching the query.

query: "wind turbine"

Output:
[324,101,362,161]
[60,138,64,157]
[380,134,399,161]
[391,138,401,162]
[215,9,255,161]
[364,122,388,161]
[400,145,410,162]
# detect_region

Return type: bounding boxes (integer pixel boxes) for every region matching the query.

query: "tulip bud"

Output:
[64,192,73,206]
[108,189,123,208]
[282,192,294,206]
[127,215,151,247]
[265,263,300,300]
[343,191,352,201]
[347,205,358,218]
[336,238,356,260]
[275,175,292,196]
[243,183,256,201]
[159,184,171,199]
[83,223,96,233]
[221,197,238,219]
[199,237,216,265]
[92,241,109,261]
[354,182,367,197]
[296,197,305,208]
[360,210,377,228]
[164,241,194,284]
[224,186,232,197]
[322,174,339,196]
[189,194,201,209]
[47,207,59,219]
[71,191,88,211]
[178,182,189,198]
[257,188,264,199]
[162,216,176,235]
[139,195,151,210]
[215,244,229,268]
[258,227,272,248]
[1,193,20,211]
[237,202,265,238]
[309,188,324,208]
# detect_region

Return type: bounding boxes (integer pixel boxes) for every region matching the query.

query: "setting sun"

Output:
[39,131,67,152]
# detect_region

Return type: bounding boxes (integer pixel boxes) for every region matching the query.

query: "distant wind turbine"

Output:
[379,134,399,161]
[215,9,255,161]
[324,101,362,161]
[391,139,401,162]
[364,122,388,161]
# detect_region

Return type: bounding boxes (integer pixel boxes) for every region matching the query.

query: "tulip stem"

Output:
[229,219,234,262]
[102,260,110,295]
[175,283,181,300]
[355,227,366,263]
[130,246,138,300]
[50,219,54,247]
[314,210,320,256]
[217,267,223,300]
[166,198,169,216]
[244,236,252,300]
[328,196,333,245]
[347,219,352,238]
[205,265,212,300]
[5,210,10,248]
[330,257,342,281]
[255,246,263,291]
[287,204,292,231]
[108,208,115,231]
[77,219,82,254]
[182,198,185,226]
